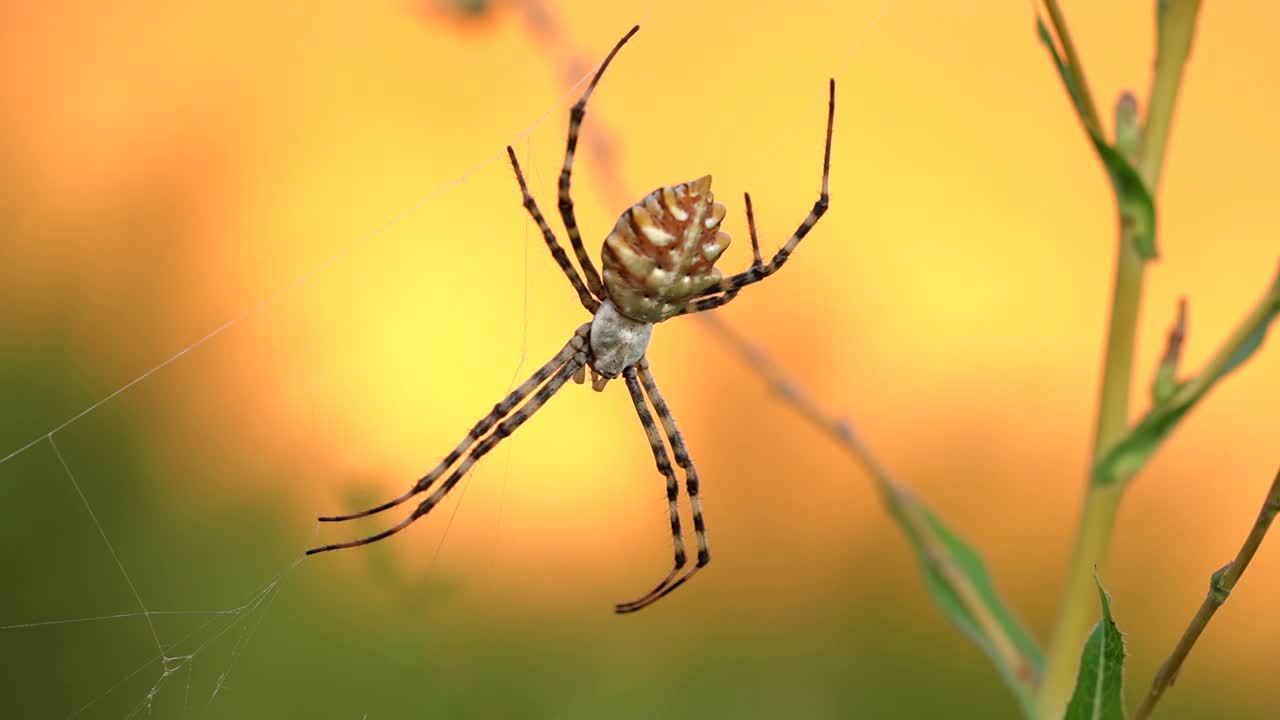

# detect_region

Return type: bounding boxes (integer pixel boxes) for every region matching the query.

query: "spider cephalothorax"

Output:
[310,25,835,613]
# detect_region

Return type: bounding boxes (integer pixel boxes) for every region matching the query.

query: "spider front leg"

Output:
[558,25,639,301]
[507,147,599,313]
[679,79,835,316]
[616,358,709,613]
[679,191,765,314]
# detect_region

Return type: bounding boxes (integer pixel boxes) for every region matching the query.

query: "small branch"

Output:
[1150,297,1187,403]
[1157,275,1277,413]
[1134,464,1280,720]
[696,313,895,498]
[1159,297,1188,369]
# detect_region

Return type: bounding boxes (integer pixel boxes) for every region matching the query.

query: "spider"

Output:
[307,25,835,613]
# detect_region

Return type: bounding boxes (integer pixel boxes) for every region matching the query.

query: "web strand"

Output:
[831,0,896,78]
[63,554,304,718]
[49,435,169,670]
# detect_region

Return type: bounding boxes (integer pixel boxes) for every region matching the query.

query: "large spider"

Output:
[308,25,835,613]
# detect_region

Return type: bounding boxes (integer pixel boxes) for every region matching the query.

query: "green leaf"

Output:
[1221,317,1274,376]
[1092,139,1157,259]
[1035,17,1085,113]
[1035,15,1158,259]
[1064,576,1127,720]
[1094,286,1280,485]
[886,488,1043,715]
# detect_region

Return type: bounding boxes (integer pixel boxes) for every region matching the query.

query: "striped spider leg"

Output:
[309,25,836,614]
[306,324,591,550]
[677,78,834,317]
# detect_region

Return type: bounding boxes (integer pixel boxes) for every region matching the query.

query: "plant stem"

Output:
[1039,456,1131,712]
[1136,0,1203,186]
[1094,233,1149,456]
[1034,2,1202,716]
[1134,465,1280,719]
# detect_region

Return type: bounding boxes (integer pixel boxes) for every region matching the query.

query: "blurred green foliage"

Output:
[0,325,1267,720]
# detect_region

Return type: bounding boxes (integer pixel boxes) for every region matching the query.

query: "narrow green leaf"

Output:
[886,488,1042,715]
[1035,15,1158,259]
[1035,17,1085,115]
[1221,316,1275,376]
[1064,577,1127,720]
[1095,285,1279,485]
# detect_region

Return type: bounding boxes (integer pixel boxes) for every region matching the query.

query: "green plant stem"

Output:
[1134,465,1280,719]
[1094,235,1148,455]
[1035,326,1127,712]
[1136,0,1203,185]
[1034,2,1203,717]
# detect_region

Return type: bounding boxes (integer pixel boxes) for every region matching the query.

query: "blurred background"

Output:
[1,1,1277,717]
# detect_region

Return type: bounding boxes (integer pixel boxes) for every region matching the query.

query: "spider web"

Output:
[0,2,895,717]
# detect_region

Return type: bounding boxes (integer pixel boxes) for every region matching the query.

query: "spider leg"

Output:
[309,331,588,554]
[743,191,765,269]
[310,324,590,530]
[615,365,687,611]
[400,340,588,527]
[506,147,599,313]
[616,358,710,613]
[680,79,835,315]
[677,191,764,315]
[558,25,640,301]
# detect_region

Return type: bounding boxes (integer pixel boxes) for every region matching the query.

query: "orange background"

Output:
[1,1,1277,717]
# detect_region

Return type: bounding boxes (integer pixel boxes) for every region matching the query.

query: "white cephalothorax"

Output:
[310,25,835,614]
[589,299,653,388]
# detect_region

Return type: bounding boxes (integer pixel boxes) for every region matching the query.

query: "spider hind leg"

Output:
[615,360,710,613]
[308,324,591,554]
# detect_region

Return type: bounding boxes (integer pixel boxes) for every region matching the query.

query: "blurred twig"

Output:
[696,316,888,496]
[1134,465,1280,719]
[699,312,1041,694]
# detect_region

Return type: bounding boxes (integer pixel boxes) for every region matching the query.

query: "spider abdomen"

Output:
[601,175,730,323]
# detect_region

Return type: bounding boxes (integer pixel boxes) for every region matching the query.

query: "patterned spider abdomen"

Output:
[601,175,730,323]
